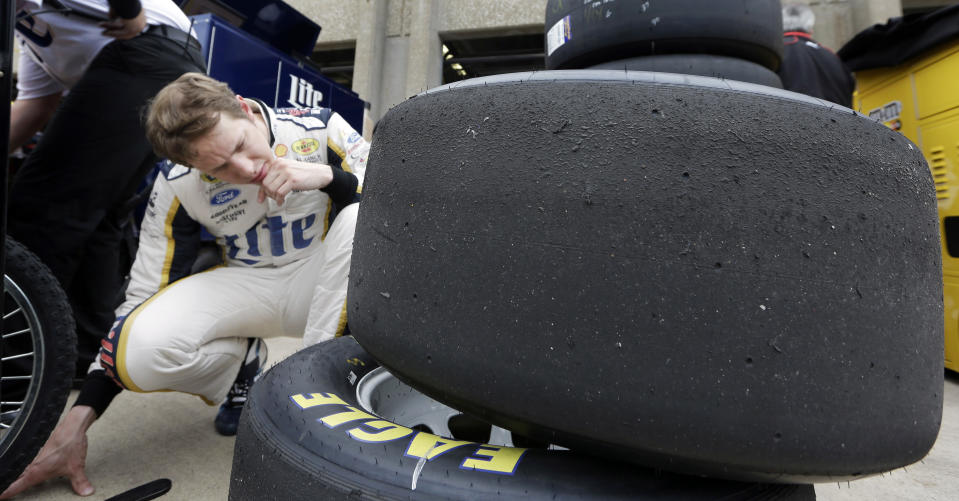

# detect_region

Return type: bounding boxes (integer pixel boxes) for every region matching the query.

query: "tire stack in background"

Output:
[544,0,784,88]
[230,1,944,499]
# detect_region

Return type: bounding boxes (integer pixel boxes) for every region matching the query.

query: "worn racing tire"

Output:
[348,71,944,483]
[545,0,783,71]
[590,55,783,88]
[228,336,814,500]
[0,238,77,492]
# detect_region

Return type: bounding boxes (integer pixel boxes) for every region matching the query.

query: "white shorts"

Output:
[102,203,358,403]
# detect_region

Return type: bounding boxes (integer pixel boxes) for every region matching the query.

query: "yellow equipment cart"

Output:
[844,7,959,372]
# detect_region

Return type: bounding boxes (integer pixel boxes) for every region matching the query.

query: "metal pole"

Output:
[1,0,14,379]
[1,0,13,241]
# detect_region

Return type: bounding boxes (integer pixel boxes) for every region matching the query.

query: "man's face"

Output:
[187,102,273,185]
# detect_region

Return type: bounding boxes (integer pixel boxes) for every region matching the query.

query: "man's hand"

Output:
[99,9,147,40]
[0,406,98,499]
[257,158,334,206]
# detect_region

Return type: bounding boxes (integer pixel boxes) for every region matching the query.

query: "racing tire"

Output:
[0,237,77,492]
[348,70,944,483]
[589,55,783,88]
[545,0,783,71]
[228,336,814,500]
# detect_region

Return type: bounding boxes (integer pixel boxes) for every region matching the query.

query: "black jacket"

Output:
[838,5,959,72]
[778,31,856,107]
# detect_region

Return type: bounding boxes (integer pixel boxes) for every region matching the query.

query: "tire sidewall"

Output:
[230,337,813,500]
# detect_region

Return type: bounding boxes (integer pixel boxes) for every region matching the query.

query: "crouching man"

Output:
[1,72,369,498]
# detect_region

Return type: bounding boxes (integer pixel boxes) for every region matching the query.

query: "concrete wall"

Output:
[783,0,903,51]
[288,0,547,45]
[288,0,547,123]
[287,0,916,123]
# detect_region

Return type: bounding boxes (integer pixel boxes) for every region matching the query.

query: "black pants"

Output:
[7,27,206,374]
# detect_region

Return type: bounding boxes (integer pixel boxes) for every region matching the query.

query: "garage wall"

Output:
[288,0,547,123]
[785,0,903,51]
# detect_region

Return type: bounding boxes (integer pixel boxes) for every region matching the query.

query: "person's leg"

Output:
[6,68,151,374]
[5,64,145,288]
[103,266,290,404]
[8,36,205,372]
[296,203,359,346]
[67,208,128,377]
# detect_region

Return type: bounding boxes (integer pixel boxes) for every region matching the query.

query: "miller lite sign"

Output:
[194,13,363,129]
[287,74,325,108]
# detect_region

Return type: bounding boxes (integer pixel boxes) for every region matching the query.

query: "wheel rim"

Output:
[355,366,560,449]
[0,274,46,455]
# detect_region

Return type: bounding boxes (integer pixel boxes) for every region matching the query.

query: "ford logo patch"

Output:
[211,189,240,205]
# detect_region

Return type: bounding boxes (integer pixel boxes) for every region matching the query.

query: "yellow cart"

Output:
[853,35,959,372]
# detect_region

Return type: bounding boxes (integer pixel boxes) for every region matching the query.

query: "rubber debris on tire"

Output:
[228,336,814,500]
[348,71,943,483]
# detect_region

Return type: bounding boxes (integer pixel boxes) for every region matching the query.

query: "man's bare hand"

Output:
[0,407,98,499]
[99,9,147,40]
[257,158,334,206]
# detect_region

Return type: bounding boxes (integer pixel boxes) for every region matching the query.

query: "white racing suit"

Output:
[98,100,369,404]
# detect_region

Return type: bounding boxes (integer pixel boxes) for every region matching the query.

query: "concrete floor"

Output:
[11,336,959,500]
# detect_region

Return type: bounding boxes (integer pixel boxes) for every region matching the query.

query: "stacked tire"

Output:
[230,1,944,498]
[545,0,785,87]
[346,70,942,483]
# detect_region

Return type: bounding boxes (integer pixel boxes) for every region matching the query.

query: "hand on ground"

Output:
[0,407,97,499]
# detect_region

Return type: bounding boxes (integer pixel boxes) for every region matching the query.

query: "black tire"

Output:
[0,237,77,492]
[589,55,783,88]
[545,0,783,71]
[348,71,943,482]
[229,336,814,500]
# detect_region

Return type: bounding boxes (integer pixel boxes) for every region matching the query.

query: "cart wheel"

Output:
[0,237,77,492]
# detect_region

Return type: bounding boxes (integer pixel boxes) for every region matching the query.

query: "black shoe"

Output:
[214,338,267,436]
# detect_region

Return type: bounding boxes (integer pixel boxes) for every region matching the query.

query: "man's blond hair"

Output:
[146,72,248,166]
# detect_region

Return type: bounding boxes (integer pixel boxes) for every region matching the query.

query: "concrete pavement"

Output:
[12,336,959,500]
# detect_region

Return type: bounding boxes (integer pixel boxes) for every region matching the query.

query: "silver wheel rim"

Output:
[355,366,562,449]
[0,274,46,454]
